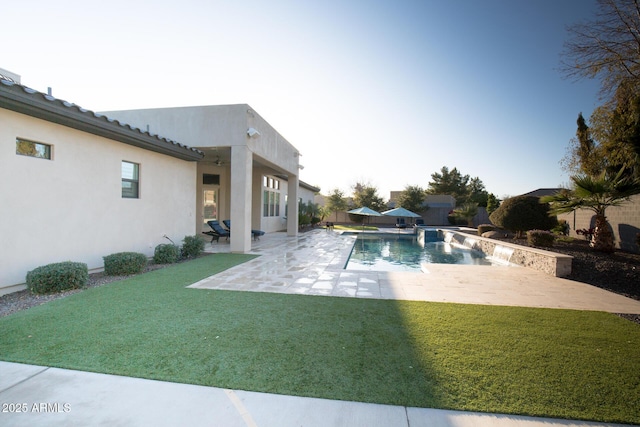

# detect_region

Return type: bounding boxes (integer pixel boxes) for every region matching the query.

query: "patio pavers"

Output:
[191,229,640,314]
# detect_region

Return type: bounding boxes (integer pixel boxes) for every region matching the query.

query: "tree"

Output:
[325,188,348,221]
[489,196,557,239]
[427,167,469,204]
[486,193,501,215]
[352,182,386,212]
[427,166,488,206]
[542,169,640,252]
[452,203,478,227]
[589,81,640,179]
[467,177,489,207]
[396,185,428,213]
[561,0,640,96]
[562,113,605,177]
[298,200,321,228]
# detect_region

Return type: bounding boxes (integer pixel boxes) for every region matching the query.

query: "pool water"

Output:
[345,234,493,272]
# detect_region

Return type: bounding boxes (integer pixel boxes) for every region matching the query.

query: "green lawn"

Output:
[1,253,639,424]
[334,224,378,231]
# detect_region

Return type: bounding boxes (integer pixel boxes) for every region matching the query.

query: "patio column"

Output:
[287,174,298,236]
[230,145,252,253]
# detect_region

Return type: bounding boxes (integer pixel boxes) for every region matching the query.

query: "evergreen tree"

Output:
[396,185,427,213]
[427,166,488,206]
[325,188,348,221]
[352,182,386,212]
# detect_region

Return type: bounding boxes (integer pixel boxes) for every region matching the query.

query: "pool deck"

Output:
[192,228,640,314]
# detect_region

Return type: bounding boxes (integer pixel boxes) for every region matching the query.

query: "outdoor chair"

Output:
[415,218,425,226]
[202,220,230,243]
[396,218,407,229]
[223,219,265,240]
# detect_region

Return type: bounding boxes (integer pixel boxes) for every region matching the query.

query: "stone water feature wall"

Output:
[417,228,573,277]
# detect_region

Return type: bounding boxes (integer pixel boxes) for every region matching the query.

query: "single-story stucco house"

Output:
[0,70,318,295]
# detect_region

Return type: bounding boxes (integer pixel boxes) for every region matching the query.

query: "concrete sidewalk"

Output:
[0,361,633,427]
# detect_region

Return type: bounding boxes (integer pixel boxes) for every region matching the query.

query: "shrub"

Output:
[103,252,147,275]
[26,261,88,294]
[154,244,180,264]
[477,224,495,235]
[527,230,555,247]
[181,235,205,259]
[489,196,557,238]
[447,213,467,226]
[552,219,570,236]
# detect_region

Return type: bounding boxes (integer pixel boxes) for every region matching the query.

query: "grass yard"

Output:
[1,253,639,424]
[333,224,378,231]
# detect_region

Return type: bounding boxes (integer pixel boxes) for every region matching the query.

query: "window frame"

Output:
[121,161,140,199]
[16,138,52,160]
[262,175,281,217]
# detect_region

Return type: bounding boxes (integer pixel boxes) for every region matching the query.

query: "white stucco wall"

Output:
[102,104,300,176]
[103,105,304,250]
[0,109,197,292]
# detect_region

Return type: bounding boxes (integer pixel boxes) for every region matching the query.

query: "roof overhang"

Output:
[0,80,204,161]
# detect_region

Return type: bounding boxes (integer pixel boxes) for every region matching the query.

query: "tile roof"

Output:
[0,78,204,161]
[519,188,563,198]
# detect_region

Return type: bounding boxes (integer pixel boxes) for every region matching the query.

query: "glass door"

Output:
[203,188,218,229]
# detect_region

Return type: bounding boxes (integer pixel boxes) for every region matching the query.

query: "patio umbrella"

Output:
[347,207,382,231]
[381,207,421,218]
[382,207,422,229]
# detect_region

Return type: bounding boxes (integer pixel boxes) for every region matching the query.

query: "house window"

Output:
[16,138,51,159]
[203,174,220,185]
[122,161,139,198]
[263,176,281,217]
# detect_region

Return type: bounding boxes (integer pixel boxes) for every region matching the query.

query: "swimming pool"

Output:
[345,233,494,272]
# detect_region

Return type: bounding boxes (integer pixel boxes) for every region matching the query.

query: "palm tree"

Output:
[542,169,640,252]
[452,203,478,227]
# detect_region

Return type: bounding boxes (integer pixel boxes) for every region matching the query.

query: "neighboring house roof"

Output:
[519,188,563,198]
[0,78,204,161]
[275,174,320,193]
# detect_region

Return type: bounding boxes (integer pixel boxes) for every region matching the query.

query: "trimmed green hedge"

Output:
[154,244,180,264]
[26,261,88,294]
[103,252,147,275]
[181,235,205,259]
[527,230,555,247]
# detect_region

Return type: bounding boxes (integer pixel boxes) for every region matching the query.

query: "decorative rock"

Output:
[482,230,513,239]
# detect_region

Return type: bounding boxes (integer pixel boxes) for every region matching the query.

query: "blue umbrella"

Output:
[381,207,421,218]
[348,207,382,231]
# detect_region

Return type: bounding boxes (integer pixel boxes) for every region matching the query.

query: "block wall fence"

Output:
[558,194,640,253]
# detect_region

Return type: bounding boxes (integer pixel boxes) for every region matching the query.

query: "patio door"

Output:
[203,187,219,229]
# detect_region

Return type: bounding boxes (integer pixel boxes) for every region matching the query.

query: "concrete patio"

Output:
[192,228,640,314]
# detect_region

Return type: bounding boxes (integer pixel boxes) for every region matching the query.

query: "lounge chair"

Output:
[415,218,425,226]
[396,218,407,229]
[202,220,230,243]
[223,219,265,240]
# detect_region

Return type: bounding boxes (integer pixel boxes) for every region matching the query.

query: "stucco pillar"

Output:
[287,174,299,236]
[230,145,252,252]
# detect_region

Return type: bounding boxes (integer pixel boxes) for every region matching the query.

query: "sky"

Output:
[2,0,602,200]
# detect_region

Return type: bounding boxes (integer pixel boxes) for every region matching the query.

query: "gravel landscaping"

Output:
[0,263,171,318]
